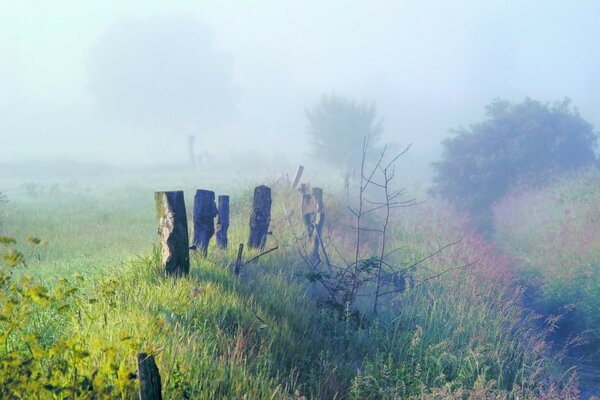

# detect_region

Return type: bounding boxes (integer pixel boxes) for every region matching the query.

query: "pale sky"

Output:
[1,1,599,165]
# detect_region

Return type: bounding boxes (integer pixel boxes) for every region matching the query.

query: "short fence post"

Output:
[154,191,190,276]
[193,189,218,256]
[216,195,230,249]
[234,243,244,275]
[137,352,162,400]
[248,185,271,250]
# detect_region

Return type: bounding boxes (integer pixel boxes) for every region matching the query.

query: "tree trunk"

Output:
[216,195,230,249]
[248,185,271,249]
[154,191,190,276]
[137,352,162,400]
[193,189,218,256]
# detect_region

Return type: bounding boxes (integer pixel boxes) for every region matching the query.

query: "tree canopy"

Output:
[306,94,383,174]
[431,98,598,220]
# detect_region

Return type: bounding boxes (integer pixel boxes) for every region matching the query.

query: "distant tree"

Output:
[306,94,383,182]
[431,98,598,224]
[88,16,236,130]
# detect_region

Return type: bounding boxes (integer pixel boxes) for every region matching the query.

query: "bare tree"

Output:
[284,137,464,316]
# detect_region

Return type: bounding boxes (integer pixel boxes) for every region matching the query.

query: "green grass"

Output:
[0,176,580,399]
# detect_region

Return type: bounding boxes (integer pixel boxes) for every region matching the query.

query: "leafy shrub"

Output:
[431,98,597,227]
[0,236,139,398]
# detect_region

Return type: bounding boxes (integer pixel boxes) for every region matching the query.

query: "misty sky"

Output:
[1,1,600,165]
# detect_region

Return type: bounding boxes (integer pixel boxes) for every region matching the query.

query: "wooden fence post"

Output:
[138,352,162,400]
[154,191,190,276]
[248,185,271,249]
[216,195,230,249]
[234,243,244,275]
[291,165,304,189]
[193,189,218,256]
[311,187,325,263]
[300,184,316,237]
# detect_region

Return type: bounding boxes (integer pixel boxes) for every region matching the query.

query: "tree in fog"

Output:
[306,94,383,181]
[88,16,237,131]
[431,98,598,224]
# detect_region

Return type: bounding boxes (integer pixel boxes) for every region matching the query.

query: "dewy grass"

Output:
[0,177,581,398]
[494,168,600,346]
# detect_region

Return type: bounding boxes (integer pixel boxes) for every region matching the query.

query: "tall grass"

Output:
[494,168,600,346]
[0,177,578,398]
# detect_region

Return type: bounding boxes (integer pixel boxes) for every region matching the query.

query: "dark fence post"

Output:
[248,185,271,250]
[137,352,162,400]
[193,189,218,256]
[154,191,189,276]
[216,195,230,249]
[234,243,244,275]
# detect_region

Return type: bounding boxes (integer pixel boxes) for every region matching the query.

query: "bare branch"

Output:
[383,235,464,269]
[243,246,279,266]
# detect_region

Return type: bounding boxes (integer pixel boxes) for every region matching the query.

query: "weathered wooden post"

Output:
[216,195,230,249]
[248,185,271,250]
[234,243,243,275]
[311,187,325,263]
[154,191,190,276]
[137,352,162,400]
[291,165,304,189]
[193,189,218,256]
[300,184,316,237]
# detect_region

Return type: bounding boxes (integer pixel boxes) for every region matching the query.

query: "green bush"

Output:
[431,98,597,226]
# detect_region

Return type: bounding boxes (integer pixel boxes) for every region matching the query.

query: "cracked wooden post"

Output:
[154,191,189,276]
[311,187,325,263]
[193,189,218,256]
[138,352,162,400]
[216,195,230,249]
[248,185,271,250]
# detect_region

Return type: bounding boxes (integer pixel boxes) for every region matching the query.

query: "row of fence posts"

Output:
[143,166,329,398]
[153,185,272,277]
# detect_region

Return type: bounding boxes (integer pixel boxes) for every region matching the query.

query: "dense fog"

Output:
[2,1,600,170]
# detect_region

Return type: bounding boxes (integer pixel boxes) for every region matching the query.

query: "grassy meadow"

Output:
[494,169,600,390]
[0,169,591,399]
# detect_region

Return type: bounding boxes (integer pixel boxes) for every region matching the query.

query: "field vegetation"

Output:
[494,169,600,358]
[0,173,584,399]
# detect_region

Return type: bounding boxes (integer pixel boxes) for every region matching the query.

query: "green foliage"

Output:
[431,98,598,222]
[0,237,139,398]
[306,93,383,174]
